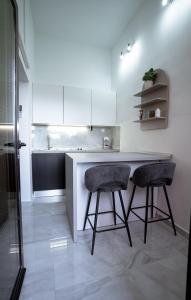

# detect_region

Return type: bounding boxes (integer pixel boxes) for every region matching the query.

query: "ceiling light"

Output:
[127,43,132,52]
[161,0,173,7]
[120,43,133,60]
[162,0,169,6]
[120,51,124,60]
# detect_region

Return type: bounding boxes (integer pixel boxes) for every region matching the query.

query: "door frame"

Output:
[186,215,191,300]
[9,0,26,299]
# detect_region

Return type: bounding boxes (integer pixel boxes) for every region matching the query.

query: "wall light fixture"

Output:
[120,43,133,60]
[161,0,174,7]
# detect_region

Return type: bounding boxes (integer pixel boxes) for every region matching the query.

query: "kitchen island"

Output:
[65,152,172,241]
[32,148,119,195]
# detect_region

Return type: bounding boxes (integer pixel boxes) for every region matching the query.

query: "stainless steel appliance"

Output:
[103,136,112,149]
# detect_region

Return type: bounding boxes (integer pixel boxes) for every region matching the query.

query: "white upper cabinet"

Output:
[33,84,63,124]
[32,83,117,126]
[64,86,91,125]
[92,90,117,125]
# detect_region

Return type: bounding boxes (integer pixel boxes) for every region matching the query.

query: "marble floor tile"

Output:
[20,290,55,300]
[20,269,55,299]
[20,196,188,300]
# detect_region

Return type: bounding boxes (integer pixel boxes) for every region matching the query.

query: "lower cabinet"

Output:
[32,153,65,191]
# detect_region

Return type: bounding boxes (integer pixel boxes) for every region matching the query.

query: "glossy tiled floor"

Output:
[20,196,188,300]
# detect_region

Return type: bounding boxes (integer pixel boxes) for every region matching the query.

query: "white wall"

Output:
[18,0,34,202]
[19,82,33,202]
[24,0,35,79]
[17,0,35,80]
[111,0,191,232]
[34,33,111,89]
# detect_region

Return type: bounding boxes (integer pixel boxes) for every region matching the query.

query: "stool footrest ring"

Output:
[130,205,171,223]
[87,211,128,233]
[88,211,126,224]
[87,217,127,233]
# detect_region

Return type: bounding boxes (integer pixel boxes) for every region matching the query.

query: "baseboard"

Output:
[10,267,26,300]
[157,213,189,239]
[33,189,65,197]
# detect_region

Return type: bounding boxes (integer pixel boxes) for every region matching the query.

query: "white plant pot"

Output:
[144,80,153,89]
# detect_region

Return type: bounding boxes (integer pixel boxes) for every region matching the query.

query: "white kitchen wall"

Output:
[111,0,191,232]
[19,82,33,202]
[17,0,35,80]
[18,0,34,202]
[32,126,120,151]
[34,33,111,89]
[24,0,35,79]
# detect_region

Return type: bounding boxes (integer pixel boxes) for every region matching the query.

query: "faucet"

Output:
[47,134,52,150]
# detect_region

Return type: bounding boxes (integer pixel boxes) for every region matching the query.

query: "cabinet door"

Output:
[64,86,91,125]
[32,153,65,191]
[33,83,63,124]
[92,90,116,125]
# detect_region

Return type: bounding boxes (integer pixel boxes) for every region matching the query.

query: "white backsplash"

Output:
[32,125,120,150]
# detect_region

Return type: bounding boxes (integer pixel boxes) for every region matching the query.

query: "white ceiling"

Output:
[30,0,144,49]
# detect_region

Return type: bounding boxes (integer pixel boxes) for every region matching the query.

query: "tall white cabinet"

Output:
[64,86,91,125]
[32,84,63,124]
[92,90,117,125]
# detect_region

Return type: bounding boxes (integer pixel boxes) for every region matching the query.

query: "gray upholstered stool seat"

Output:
[127,162,177,244]
[97,182,125,192]
[83,164,132,255]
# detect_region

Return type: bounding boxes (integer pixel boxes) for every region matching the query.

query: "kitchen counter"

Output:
[32,148,119,154]
[66,151,172,163]
[65,151,172,242]
[32,149,119,192]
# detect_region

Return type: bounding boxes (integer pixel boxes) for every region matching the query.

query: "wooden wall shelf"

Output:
[134,83,167,97]
[134,69,169,130]
[134,117,166,123]
[134,98,167,109]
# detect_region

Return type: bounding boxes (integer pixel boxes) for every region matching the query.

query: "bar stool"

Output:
[126,162,177,244]
[83,164,132,255]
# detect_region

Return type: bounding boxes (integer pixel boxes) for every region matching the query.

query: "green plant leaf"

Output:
[142,68,157,82]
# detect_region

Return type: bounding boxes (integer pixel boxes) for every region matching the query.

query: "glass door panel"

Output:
[0,1,23,299]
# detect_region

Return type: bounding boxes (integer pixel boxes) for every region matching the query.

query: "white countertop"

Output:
[66,151,172,163]
[32,149,119,154]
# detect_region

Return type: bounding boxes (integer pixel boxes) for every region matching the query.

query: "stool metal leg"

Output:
[126,184,136,220]
[163,185,177,236]
[83,192,92,231]
[91,191,100,255]
[144,186,149,244]
[151,186,154,219]
[112,192,117,225]
[118,190,132,247]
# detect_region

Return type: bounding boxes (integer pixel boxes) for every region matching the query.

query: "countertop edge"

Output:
[65,151,172,163]
[31,149,120,154]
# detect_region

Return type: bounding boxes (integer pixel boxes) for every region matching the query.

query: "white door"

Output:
[92,89,116,125]
[64,86,91,125]
[32,83,63,124]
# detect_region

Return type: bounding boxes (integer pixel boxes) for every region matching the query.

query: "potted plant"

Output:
[142,68,157,89]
